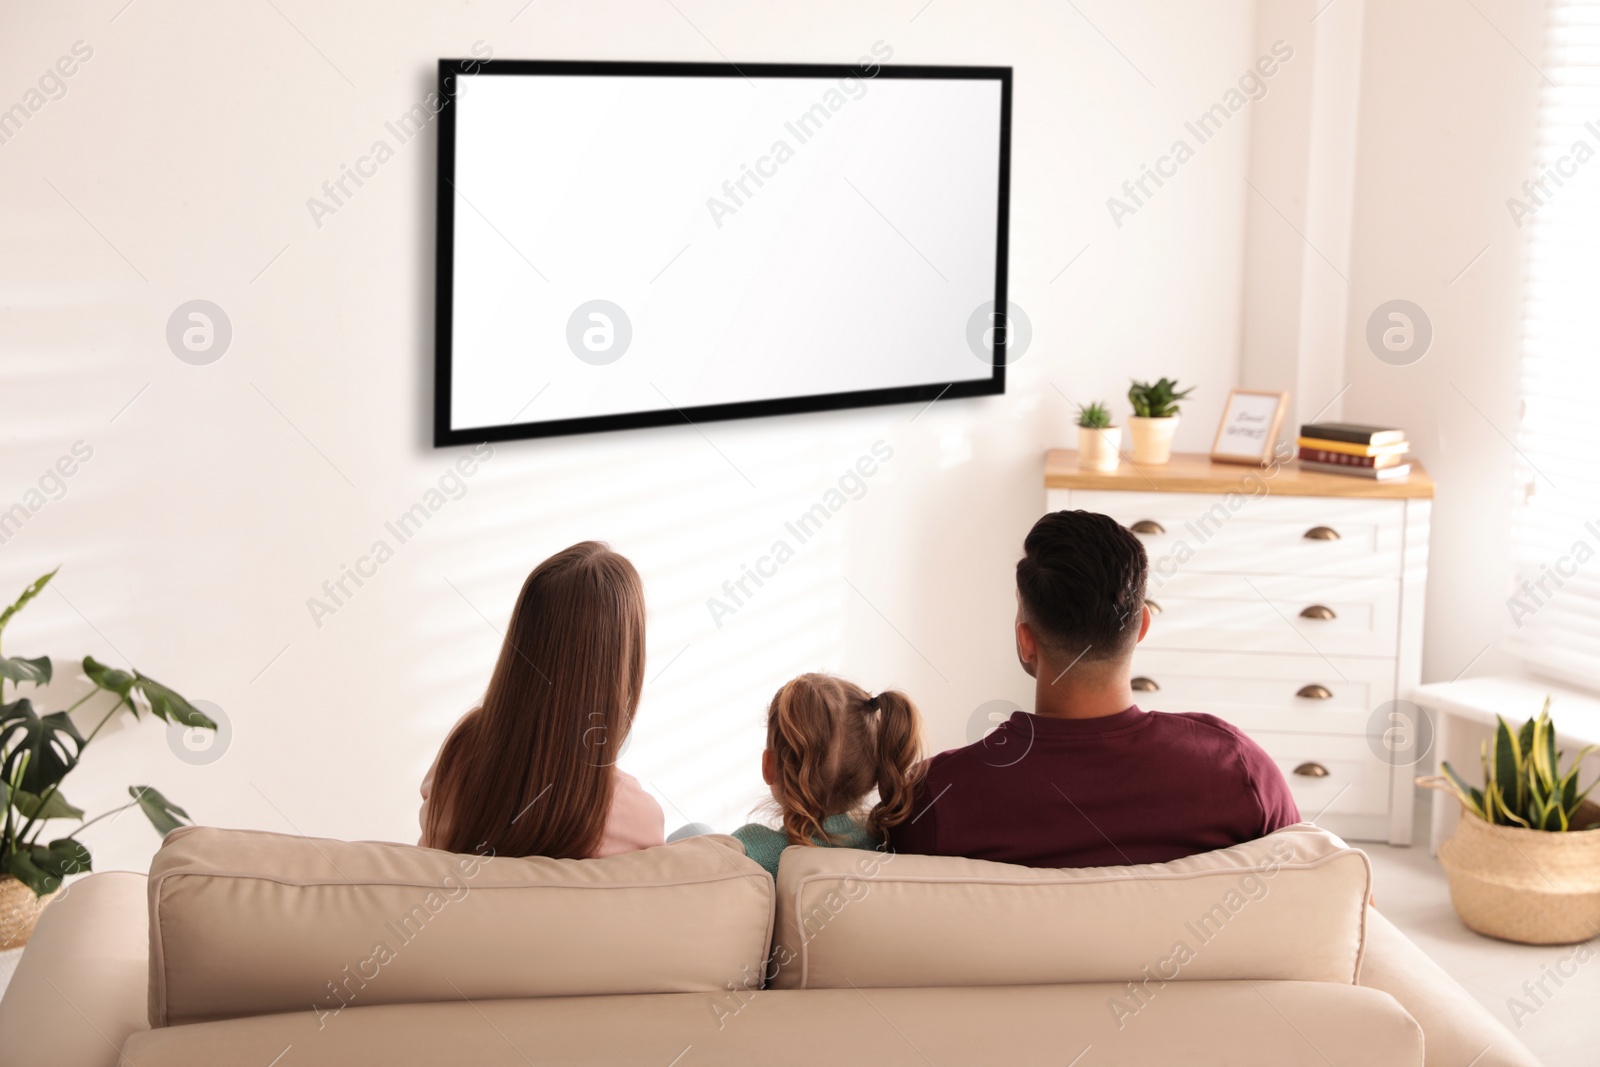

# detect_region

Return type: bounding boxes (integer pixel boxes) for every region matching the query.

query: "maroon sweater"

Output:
[888,706,1300,868]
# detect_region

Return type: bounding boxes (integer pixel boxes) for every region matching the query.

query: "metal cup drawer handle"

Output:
[1299,604,1337,620]
[1129,520,1165,535]
[1131,677,1159,692]
[1293,762,1331,778]
[1296,684,1333,700]
[1303,526,1341,541]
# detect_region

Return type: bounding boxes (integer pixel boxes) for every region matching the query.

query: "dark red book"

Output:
[1297,446,1408,469]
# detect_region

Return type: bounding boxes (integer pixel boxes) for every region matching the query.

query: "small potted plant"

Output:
[1127,378,1194,464]
[1422,698,1600,944]
[0,569,213,949]
[1075,402,1122,472]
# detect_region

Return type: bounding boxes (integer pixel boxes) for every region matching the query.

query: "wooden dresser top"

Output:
[1044,450,1435,500]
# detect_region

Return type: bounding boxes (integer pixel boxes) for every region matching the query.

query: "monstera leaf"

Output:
[0,699,85,794]
[130,674,214,729]
[82,657,215,729]
[6,838,92,897]
[81,656,134,700]
[0,655,50,687]
[0,570,56,641]
[129,785,191,837]
[0,778,83,821]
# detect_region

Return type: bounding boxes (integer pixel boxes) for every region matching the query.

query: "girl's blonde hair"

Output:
[765,673,924,846]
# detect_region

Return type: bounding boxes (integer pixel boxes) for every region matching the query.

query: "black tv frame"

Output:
[433,58,1012,447]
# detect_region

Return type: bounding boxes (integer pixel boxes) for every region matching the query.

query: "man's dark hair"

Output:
[1016,510,1148,661]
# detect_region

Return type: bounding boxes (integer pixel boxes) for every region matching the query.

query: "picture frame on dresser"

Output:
[1211,389,1289,465]
[1043,449,1434,845]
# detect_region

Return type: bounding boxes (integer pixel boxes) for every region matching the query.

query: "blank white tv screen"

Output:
[434,59,1012,445]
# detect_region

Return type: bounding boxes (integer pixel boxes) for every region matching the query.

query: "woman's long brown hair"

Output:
[766,673,924,847]
[424,542,646,859]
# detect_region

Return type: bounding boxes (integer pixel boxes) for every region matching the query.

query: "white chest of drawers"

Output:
[1045,451,1433,845]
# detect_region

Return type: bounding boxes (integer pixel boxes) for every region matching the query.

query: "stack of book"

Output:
[1297,422,1411,480]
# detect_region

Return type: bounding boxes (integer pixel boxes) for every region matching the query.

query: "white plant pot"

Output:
[1128,416,1180,464]
[1077,426,1122,471]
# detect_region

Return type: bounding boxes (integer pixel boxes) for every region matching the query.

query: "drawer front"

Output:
[1139,572,1399,657]
[1129,650,1395,735]
[1063,490,1404,579]
[1253,731,1392,821]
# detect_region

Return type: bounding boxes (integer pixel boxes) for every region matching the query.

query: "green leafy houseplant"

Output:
[1436,697,1599,831]
[1127,378,1195,419]
[1075,400,1122,473]
[0,570,214,897]
[1075,401,1113,429]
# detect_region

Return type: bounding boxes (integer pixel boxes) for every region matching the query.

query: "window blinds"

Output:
[1507,0,1600,685]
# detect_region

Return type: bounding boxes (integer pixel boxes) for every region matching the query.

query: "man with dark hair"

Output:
[888,510,1299,867]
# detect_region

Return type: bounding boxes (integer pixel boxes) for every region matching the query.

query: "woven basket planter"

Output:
[1435,798,1600,945]
[0,876,55,951]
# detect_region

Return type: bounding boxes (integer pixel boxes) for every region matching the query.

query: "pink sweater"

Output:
[418,730,664,858]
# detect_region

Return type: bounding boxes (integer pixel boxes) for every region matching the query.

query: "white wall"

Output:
[1237,0,1549,694]
[1,0,1262,874]
[1240,0,1367,442]
[1340,0,1545,686]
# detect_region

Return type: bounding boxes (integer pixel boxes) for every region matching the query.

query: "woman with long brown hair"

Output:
[419,541,663,859]
[731,673,924,877]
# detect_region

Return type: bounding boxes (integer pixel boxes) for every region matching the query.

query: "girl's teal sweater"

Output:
[732,813,881,877]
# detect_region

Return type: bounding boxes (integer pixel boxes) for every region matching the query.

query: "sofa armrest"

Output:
[1359,907,1540,1067]
[0,872,150,1067]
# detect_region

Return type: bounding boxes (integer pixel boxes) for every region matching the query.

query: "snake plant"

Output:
[1438,697,1600,831]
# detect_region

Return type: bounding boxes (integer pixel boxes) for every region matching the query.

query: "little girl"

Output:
[733,673,924,877]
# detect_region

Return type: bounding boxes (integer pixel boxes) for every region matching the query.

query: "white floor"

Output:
[0,948,19,996]
[1365,793,1599,1066]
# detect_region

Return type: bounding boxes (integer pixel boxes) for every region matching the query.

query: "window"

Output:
[1508,0,1600,685]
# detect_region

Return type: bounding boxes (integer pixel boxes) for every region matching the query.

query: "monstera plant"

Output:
[0,569,214,897]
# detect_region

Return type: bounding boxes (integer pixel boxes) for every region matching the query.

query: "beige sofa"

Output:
[0,822,1542,1066]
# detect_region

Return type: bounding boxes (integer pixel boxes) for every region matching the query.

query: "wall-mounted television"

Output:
[433,58,1012,446]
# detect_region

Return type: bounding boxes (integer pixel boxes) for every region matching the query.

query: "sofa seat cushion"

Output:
[122,981,1422,1066]
[0,872,149,1067]
[772,823,1370,990]
[147,827,772,1027]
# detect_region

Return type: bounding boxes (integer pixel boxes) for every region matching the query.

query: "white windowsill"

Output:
[1411,675,1600,746]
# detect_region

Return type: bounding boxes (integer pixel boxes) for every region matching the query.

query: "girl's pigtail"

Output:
[772,678,838,847]
[866,689,924,841]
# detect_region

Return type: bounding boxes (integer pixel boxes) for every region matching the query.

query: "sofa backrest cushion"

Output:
[147,827,773,1027]
[770,823,1370,990]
